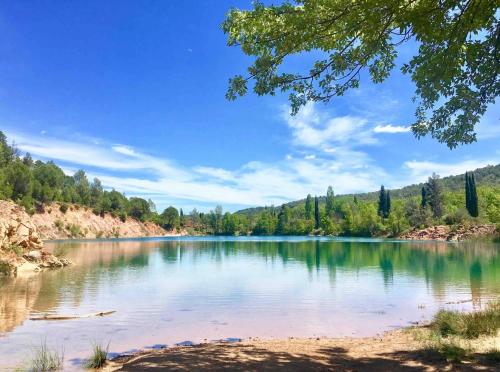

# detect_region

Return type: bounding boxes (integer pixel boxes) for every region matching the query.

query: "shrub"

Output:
[66,224,82,238]
[59,204,68,214]
[9,244,23,256]
[96,230,104,238]
[119,211,127,223]
[84,342,108,369]
[444,208,469,225]
[54,220,64,231]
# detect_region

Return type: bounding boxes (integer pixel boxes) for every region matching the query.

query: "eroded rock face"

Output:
[0,201,71,276]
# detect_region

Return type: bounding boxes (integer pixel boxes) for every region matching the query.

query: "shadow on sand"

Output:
[114,342,498,371]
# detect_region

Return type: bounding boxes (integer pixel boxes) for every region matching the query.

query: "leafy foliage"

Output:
[223,0,499,148]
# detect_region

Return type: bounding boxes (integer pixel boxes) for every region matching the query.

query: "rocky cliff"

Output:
[29,202,169,240]
[0,200,178,276]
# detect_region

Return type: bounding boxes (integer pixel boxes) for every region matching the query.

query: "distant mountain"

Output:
[236,164,500,216]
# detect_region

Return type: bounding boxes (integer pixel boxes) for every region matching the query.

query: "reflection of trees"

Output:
[470,261,482,309]
[2,238,499,337]
[160,239,500,297]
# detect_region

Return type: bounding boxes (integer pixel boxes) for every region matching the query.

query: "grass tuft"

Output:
[432,301,500,339]
[28,340,64,371]
[84,342,109,369]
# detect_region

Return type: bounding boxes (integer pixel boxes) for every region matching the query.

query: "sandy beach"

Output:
[104,328,500,371]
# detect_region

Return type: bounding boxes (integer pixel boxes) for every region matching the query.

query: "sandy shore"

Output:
[103,329,499,371]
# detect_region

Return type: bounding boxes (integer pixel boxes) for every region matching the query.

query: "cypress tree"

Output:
[421,186,427,207]
[378,185,386,217]
[314,196,320,229]
[465,172,471,213]
[466,172,479,217]
[325,186,334,217]
[305,194,313,219]
[385,191,391,218]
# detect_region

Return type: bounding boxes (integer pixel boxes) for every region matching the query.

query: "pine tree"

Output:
[425,173,443,218]
[325,186,334,217]
[378,185,386,218]
[314,196,320,229]
[305,194,313,219]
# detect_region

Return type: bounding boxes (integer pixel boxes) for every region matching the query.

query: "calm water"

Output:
[0,237,499,370]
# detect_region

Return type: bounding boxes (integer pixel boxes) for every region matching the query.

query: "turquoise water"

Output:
[0,237,499,370]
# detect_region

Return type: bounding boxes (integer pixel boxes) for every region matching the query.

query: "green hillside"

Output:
[236,164,500,216]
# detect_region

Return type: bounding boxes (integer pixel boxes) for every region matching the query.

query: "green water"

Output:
[0,237,499,370]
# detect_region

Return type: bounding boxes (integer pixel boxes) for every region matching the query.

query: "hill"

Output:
[236,164,500,216]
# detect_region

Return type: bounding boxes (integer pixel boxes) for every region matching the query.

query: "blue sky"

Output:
[1,1,499,212]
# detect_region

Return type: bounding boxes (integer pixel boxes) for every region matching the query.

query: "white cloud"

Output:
[6,101,498,212]
[404,159,498,183]
[284,102,377,148]
[5,128,389,211]
[112,145,138,157]
[373,124,411,133]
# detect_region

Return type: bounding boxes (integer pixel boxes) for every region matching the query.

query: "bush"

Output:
[444,208,469,225]
[9,244,23,256]
[66,224,82,238]
[54,220,64,231]
[119,211,127,223]
[59,203,68,214]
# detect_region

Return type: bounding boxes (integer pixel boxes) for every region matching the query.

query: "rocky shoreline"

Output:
[399,224,497,241]
[0,200,185,276]
[0,201,72,276]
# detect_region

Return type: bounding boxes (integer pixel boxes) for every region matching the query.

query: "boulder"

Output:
[24,250,42,262]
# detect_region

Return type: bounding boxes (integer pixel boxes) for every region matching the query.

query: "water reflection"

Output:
[0,237,499,369]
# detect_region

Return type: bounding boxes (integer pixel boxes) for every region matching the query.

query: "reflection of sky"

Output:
[1,238,499,371]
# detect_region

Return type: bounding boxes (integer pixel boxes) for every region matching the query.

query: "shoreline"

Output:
[103,327,500,371]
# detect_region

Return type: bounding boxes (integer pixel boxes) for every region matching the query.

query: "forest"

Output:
[1,131,499,237]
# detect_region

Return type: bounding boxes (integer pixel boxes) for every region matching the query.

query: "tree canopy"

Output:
[223,0,499,148]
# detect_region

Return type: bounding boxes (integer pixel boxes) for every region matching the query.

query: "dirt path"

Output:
[104,330,498,371]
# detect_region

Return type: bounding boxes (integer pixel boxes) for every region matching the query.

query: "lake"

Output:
[1,237,499,370]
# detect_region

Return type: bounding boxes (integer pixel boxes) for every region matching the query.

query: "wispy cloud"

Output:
[404,159,498,182]
[373,124,411,133]
[5,101,498,211]
[283,102,377,148]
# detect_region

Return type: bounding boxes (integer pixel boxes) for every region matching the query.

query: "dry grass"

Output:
[27,340,64,371]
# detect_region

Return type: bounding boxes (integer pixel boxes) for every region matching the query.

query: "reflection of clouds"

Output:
[2,239,499,339]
